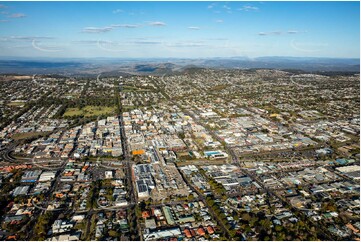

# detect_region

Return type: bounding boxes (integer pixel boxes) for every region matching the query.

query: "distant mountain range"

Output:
[0,56,359,76]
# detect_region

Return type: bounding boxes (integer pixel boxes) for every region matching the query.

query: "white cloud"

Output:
[148,21,166,27]
[82,27,113,33]
[207,3,216,9]
[258,30,306,36]
[0,19,9,22]
[223,5,231,10]
[133,41,161,45]
[188,26,200,30]
[113,9,124,14]
[258,31,282,36]
[215,19,223,23]
[238,5,259,11]
[287,30,307,34]
[0,4,7,9]
[166,42,207,48]
[1,36,54,41]
[111,24,141,28]
[9,13,26,18]
[272,31,282,35]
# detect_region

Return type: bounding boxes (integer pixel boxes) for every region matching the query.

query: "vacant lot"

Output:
[63,105,116,118]
[12,131,49,141]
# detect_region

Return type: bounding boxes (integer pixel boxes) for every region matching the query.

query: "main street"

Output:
[116,79,140,240]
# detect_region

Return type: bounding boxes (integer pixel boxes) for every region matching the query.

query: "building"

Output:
[52,220,74,234]
[47,233,81,241]
[39,171,57,182]
[143,227,182,240]
[162,206,175,225]
[134,164,155,199]
[105,171,113,179]
[204,150,229,160]
[21,170,42,183]
[13,186,30,196]
[145,219,157,229]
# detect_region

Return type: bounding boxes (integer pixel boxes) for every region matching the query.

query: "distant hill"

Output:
[199,57,360,72]
[0,56,358,75]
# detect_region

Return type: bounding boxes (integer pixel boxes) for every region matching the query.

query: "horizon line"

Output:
[0,56,359,61]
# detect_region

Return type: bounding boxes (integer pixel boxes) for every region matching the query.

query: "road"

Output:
[0,143,18,163]
[116,79,140,240]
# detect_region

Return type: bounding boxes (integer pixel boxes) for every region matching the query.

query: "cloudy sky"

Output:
[0,1,359,59]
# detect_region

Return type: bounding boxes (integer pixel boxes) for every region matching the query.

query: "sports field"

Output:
[63,105,116,117]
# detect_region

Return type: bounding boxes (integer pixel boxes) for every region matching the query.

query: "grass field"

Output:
[8,101,26,107]
[63,105,116,117]
[122,85,139,92]
[12,131,49,140]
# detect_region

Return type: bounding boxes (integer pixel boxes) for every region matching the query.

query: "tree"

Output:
[178,132,185,139]
[139,201,146,210]
[108,230,119,238]
[275,225,283,232]
[241,212,251,222]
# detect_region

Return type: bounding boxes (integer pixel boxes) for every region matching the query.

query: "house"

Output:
[47,232,81,241]
[197,227,206,236]
[145,219,157,229]
[105,171,113,179]
[52,220,74,234]
[95,221,105,238]
[71,215,85,222]
[207,225,215,234]
[143,227,182,240]
[142,211,151,219]
[184,228,192,238]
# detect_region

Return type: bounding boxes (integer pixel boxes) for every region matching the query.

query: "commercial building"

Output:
[21,170,42,183]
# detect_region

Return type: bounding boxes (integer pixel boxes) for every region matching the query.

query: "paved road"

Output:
[0,143,18,163]
[116,80,140,240]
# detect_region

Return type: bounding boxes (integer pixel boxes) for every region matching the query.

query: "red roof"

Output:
[207,225,215,234]
[6,201,14,208]
[142,211,150,219]
[197,227,206,236]
[184,229,192,238]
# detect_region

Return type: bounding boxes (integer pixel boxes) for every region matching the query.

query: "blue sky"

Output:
[0,1,359,59]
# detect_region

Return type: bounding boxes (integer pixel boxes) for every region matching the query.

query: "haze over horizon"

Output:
[0,1,359,59]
